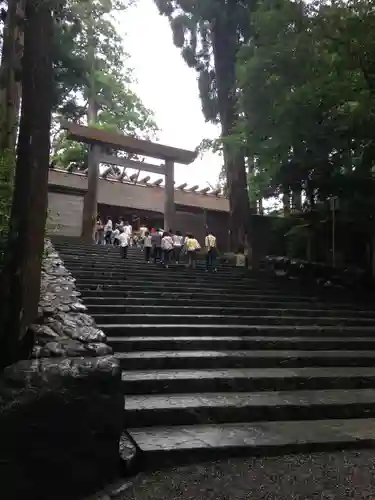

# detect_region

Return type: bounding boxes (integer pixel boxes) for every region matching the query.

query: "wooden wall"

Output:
[48,169,229,213]
[174,210,206,243]
[47,191,83,236]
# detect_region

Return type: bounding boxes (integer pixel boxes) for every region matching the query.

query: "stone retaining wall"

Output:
[0,240,124,500]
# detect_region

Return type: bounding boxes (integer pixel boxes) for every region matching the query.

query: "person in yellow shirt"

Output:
[205,230,218,272]
[185,234,201,268]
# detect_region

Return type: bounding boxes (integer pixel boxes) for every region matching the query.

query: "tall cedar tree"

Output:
[0,0,55,368]
[52,0,158,168]
[155,0,255,254]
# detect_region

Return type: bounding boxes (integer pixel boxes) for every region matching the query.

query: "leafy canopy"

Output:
[52,0,158,167]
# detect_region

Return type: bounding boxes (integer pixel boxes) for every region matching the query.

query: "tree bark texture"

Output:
[291,187,302,212]
[0,0,26,151]
[283,190,291,217]
[211,13,253,256]
[0,0,54,369]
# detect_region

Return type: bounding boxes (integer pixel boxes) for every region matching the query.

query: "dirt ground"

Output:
[111,449,375,500]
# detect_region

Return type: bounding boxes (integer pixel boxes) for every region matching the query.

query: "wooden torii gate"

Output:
[63,123,197,241]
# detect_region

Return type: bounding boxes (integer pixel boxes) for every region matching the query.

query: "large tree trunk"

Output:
[211,14,253,256]
[291,186,302,212]
[0,0,26,150]
[81,10,99,241]
[0,0,54,369]
[282,189,290,217]
[258,198,264,215]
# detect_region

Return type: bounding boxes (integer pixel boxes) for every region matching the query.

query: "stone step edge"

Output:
[101,324,375,332]
[116,349,375,360]
[91,305,375,315]
[108,335,375,344]
[121,366,375,382]
[95,314,375,323]
[81,290,362,302]
[124,388,375,412]
[84,297,372,308]
[128,418,375,459]
[76,282,295,292]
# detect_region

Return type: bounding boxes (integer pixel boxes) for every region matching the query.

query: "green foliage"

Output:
[238,0,375,190]
[154,0,250,124]
[236,0,375,223]
[155,0,256,252]
[52,0,158,167]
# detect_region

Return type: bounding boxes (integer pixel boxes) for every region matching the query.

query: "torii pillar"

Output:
[63,123,197,241]
[164,159,175,230]
[81,144,100,242]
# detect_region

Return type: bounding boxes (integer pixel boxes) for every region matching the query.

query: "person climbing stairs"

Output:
[52,236,375,463]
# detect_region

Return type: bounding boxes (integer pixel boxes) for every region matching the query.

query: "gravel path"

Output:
[113,449,375,500]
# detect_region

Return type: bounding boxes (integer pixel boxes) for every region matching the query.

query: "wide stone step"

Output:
[78,287,355,303]
[88,303,375,317]
[128,418,375,462]
[59,252,233,267]
[121,366,375,394]
[53,244,121,252]
[79,281,356,301]
[74,274,277,288]
[82,296,374,310]
[115,349,375,370]
[108,335,375,352]
[124,389,375,427]
[77,280,365,304]
[95,313,375,327]
[68,270,253,285]
[62,258,237,271]
[76,279,288,292]
[64,263,250,275]
[75,281,294,294]
[64,261,226,273]
[100,323,375,338]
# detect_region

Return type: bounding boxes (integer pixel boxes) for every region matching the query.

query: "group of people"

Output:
[95,216,218,271]
[148,228,218,271]
[95,216,133,247]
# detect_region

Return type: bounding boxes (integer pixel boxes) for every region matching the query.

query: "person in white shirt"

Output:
[112,226,120,246]
[161,231,174,268]
[118,227,130,259]
[143,231,152,263]
[123,221,132,245]
[138,224,148,249]
[173,230,184,264]
[139,224,148,239]
[104,217,113,245]
[205,230,218,272]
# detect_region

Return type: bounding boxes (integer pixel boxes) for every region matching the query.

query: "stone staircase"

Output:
[52,236,375,463]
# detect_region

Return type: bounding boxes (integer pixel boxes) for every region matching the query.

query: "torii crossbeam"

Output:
[63,122,197,241]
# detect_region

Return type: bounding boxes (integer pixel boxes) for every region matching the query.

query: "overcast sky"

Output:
[116,0,222,188]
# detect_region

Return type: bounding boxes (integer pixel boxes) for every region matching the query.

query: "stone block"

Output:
[0,356,123,500]
[0,239,125,498]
